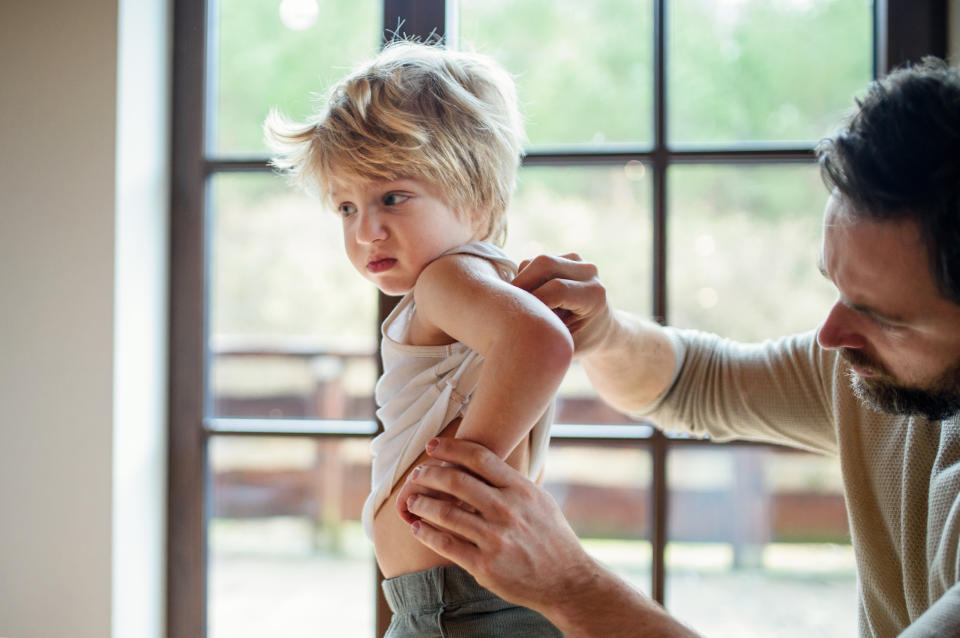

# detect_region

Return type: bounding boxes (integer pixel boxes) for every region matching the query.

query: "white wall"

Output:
[0,0,169,636]
[113,0,170,636]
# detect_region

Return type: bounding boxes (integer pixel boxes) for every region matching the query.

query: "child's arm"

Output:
[396,253,574,521]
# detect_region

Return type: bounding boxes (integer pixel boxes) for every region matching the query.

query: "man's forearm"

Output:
[542,558,700,638]
[581,309,677,414]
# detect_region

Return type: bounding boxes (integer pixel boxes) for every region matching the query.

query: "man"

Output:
[397,57,960,637]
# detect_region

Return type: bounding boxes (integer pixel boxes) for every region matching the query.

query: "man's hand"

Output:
[404,437,596,612]
[512,253,614,356]
[515,252,677,415]
[405,437,701,638]
[394,457,449,524]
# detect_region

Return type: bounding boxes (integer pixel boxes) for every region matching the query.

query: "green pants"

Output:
[382,565,565,637]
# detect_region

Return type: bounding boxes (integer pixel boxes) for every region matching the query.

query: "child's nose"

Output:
[356,210,387,244]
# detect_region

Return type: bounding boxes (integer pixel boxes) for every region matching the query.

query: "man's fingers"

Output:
[408,461,501,517]
[410,519,482,567]
[423,438,523,489]
[511,253,588,293]
[407,492,492,547]
[531,277,601,316]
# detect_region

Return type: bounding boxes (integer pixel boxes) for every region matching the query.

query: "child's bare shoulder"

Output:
[407,252,511,346]
[415,252,506,297]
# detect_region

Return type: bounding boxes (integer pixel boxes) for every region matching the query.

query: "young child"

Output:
[266,41,571,636]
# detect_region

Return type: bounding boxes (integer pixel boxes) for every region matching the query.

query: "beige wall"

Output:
[0,0,168,636]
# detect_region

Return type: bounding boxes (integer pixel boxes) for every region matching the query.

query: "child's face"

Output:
[332,177,480,296]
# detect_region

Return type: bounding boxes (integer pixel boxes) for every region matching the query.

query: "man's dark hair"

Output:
[818,57,960,305]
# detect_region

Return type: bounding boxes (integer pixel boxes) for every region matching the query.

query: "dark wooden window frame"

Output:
[167,1,948,636]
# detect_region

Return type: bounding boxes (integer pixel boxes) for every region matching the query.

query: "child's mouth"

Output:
[367,258,397,273]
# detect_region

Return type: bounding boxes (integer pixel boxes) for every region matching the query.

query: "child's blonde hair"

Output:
[265,41,526,246]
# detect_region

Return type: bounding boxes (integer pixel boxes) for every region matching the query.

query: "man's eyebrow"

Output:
[817,255,908,324]
[846,300,909,325]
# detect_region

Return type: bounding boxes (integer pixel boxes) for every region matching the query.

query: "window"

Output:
[169,1,947,636]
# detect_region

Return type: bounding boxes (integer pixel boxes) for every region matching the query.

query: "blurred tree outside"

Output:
[215,0,380,155]
[460,0,654,146]
[669,0,872,144]
[210,0,872,366]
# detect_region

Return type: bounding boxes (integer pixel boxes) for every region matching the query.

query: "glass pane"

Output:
[546,442,652,595]
[209,173,378,420]
[208,436,375,638]
[666,446,856,637]
[213,0,380,156]
[509,164,652,423]
[458,0,653,147]
[667,164,835,341]
[668,0,873,145]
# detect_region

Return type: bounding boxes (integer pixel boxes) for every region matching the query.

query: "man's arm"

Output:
[406,438,700,638]
[512,253,676,413]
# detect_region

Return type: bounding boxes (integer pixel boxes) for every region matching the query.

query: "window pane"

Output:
[667,164,835,341]
[458,0,653,147]
[668,0,872,145]
[509,164,652,423]
[546,442,652,596]
[208,436,375,638]
[213,0,380,156]
[666,446,856,637]
[209,173,378,420]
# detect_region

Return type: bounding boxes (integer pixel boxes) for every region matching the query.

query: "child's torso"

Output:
[366,242,546,578]
[372,416,531,578]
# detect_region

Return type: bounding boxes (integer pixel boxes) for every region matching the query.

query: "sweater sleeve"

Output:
[899,583,960,637]
[634,328,840,455]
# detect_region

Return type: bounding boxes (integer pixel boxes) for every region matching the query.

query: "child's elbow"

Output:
[530,317,574,374]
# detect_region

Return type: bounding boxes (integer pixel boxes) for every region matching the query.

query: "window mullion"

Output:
[169,0,211,634]
[651,0,669,608]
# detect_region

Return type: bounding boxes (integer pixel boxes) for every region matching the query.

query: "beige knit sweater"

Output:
[639,329,960,637]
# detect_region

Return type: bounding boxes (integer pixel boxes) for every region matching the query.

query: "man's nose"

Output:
[817,301,867,350]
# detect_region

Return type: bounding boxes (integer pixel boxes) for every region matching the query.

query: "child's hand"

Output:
[395,458,460,524]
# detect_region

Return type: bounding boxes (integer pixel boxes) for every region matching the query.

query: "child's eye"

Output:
[383,193,409,206]
[338,203,357,218]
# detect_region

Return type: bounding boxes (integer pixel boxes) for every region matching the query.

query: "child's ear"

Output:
[466,208,493,240]
[471,215,490,242]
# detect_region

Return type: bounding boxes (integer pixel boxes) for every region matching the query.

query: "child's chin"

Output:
[377,284,413,297]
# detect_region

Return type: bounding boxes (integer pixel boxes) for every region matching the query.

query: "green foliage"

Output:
[668,0,872,143]
[460,0,653,145]
[216,0,380,154]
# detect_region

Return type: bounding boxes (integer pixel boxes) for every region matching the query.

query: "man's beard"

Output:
[842,349,960,421]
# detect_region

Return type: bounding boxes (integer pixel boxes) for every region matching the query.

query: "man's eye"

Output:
[383,193,409,206]
[874,317,902,332]
[338,203,357,217]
